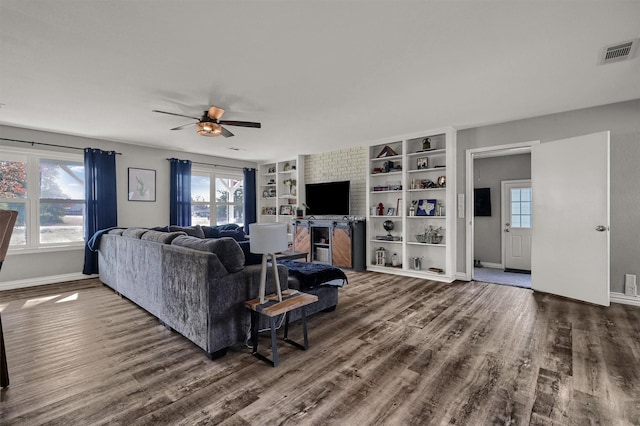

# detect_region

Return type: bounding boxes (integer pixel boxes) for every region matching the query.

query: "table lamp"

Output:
[249,222,288,304]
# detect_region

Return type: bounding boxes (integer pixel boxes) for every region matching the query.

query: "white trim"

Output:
[0,273,94,291]
[7,244,84,256]
[455,271,471,281]
[610,292,640,307]
[465,140,540,281]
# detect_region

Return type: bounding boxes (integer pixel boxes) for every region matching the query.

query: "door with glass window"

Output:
[502,180,531,271]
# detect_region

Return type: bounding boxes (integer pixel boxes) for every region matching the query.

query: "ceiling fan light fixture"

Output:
[196,121,222,137]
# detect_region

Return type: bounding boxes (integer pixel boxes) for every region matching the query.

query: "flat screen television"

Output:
[305,181,350,216]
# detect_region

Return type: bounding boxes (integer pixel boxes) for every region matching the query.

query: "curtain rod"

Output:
[167,158,250,171]
[0,137,122,155]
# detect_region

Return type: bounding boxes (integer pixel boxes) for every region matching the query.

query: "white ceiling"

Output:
[1,1,639,162]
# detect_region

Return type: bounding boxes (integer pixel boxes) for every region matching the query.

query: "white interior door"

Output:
[502,180,532,271]
[531,131,610,306]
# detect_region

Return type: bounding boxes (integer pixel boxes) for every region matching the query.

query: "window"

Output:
[510,187,531,228]
[191,169,244,226]
[0,148,85,249]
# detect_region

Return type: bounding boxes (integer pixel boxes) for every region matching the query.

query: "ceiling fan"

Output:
[152,105,261,138]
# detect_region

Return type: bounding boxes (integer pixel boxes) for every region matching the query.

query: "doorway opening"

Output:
[465,141,539,289]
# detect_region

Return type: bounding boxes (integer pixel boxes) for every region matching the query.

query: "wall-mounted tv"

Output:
[305,181,350,216]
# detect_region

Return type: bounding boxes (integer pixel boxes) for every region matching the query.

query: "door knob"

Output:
[595,225,608,232]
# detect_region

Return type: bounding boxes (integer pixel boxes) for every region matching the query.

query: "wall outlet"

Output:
[624,274,637,297]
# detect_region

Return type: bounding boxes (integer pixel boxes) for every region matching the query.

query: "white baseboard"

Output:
[610,292,640,307]
[477,262,503,269]
[0,272,96,291]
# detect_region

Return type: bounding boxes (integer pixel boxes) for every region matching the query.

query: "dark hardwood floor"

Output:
[0,273,639,425]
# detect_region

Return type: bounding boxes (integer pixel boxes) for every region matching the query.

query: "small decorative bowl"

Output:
[415,234,428,243]
[431,235,443,244]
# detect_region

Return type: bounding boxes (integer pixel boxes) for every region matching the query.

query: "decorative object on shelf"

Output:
[377,203,385,216]
[375,247,387,266]
[128,168,156,202]
[267,178,275,184]
[388,181,402,191]
[386,208,395,216]
[283,178,297,195]
[391,253,400,267]
[262,206,277,215]
[268,166,276,174]
[269,188,276,197]
[437,202,445,216]
[373,185,389,191]
[422,137,431,150]
[280,205,292,215]
[409,200,417,216]
[372,167,383,174]
[417,157,428,169]
[428,267,444,274]
[262,190,269,198]
[411,256,422,270]
[249,222,288,303]
[416,199,437,216]
[383,220,394,236]
[283,162,291,171]
[437,176,446,188]
[296,207,304,218]
[377,145,398,158]
[396,198,403,215]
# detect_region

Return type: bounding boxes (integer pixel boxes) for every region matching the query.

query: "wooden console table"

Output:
[245,290,318,367]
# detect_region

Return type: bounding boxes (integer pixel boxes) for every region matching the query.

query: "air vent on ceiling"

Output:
[598,38,639,64]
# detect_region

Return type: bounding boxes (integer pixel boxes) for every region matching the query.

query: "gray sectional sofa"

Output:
[97,227,338,359]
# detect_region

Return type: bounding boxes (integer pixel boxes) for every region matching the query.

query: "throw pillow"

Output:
[141,230,186,244]
[171,235,245,273]
[237,240,263,265]
[201,223,240,239]
[218,229,246,242]
[168,225,205,239]
[122,228,148,239]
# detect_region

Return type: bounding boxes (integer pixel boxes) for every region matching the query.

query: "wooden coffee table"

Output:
[244,290,318,367]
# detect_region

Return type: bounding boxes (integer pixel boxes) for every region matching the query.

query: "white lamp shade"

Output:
[249,222,288,254]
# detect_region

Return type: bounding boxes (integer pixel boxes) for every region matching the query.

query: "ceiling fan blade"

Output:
[152,110,200,120]
[221,126,234,138]
[170,122,197,131]
[219,120,261,128]
[208,106,225,120]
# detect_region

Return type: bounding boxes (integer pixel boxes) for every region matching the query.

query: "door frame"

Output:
[501,179,532,270]
[464,140,540,280]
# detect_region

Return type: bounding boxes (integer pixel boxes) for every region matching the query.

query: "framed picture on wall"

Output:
[128,168,156,202]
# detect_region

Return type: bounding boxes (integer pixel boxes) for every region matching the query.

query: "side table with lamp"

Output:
[245,222,318,367]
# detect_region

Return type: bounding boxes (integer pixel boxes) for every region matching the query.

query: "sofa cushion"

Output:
[108,228,125,236]
[141,230,186,244]
[171,236,245,273]
[122,228,148,239]
[201,223,240,239]
[168,225,206,239]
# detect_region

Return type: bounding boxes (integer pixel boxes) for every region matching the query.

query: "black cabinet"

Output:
[293,219,366,271]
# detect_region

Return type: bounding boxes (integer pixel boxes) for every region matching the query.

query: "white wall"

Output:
[474,154,531,265]
[456,99,640,294]
[0,125,256,285]
[304,146,367,216]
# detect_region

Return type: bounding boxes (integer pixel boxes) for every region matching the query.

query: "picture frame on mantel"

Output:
[128,168,156,202]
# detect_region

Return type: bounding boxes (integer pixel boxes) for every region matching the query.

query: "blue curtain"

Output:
[170,158,192,226]
[243,167,257,234]
[83,148,118,275]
